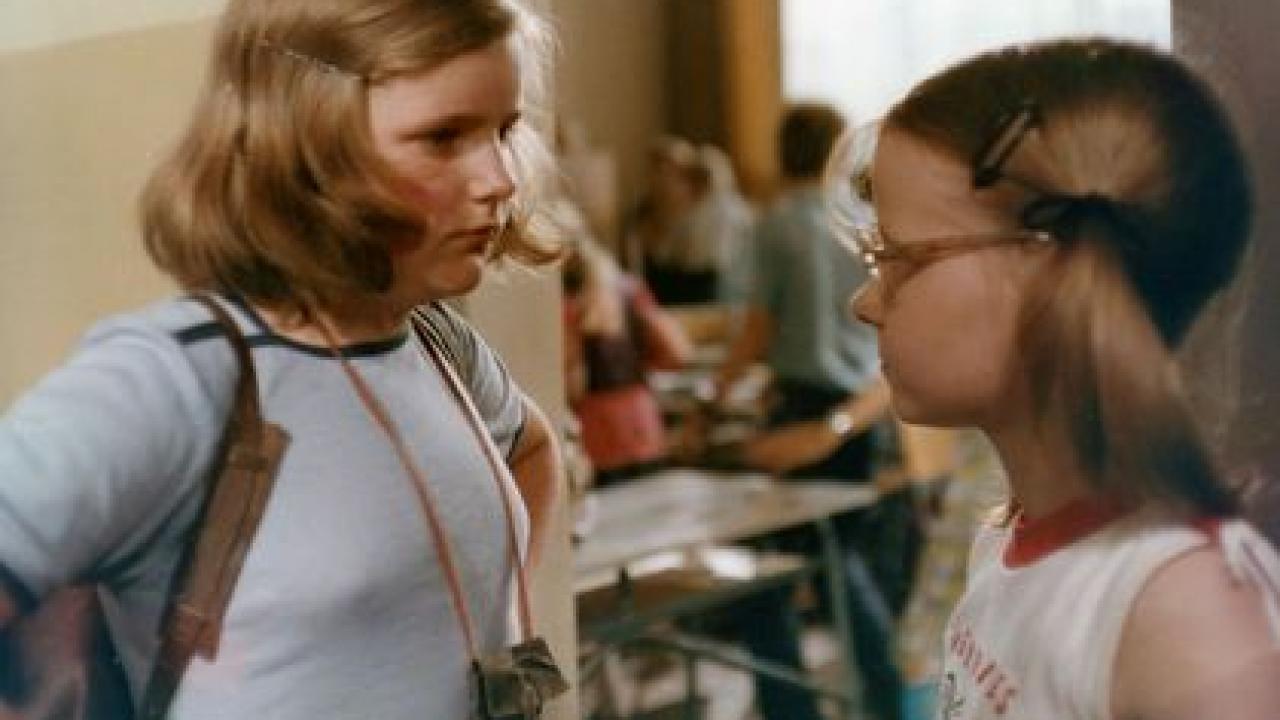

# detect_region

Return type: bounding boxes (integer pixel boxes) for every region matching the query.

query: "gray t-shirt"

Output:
[751,186,879,393]
[0,296,527,719]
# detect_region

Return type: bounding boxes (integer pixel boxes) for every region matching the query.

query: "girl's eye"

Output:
[422,127,462,152]
[498,119,519,144]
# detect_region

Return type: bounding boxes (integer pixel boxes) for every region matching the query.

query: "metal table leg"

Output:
[817,517,860,720]
[641,632,857,707]
[683,646,699,720]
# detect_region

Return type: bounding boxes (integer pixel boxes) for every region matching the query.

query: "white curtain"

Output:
[782,0,1170,124]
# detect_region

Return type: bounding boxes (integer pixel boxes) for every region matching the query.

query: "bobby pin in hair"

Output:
[259,41,359,79]
[973,99,1040,189]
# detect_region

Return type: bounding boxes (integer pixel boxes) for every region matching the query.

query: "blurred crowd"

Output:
[556,102,1002,720]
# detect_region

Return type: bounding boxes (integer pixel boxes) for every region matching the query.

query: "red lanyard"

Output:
[317,316,533,662]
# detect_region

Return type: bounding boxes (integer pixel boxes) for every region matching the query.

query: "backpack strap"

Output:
[139,295,289,719]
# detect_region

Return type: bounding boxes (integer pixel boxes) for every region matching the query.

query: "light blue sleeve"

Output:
[0,315,224,601]
[417,303,526,457]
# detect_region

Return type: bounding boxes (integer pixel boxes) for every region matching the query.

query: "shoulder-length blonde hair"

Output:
[141,0,558,313]
[886,38,1252,517]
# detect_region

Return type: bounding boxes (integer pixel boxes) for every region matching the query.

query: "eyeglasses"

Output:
[843,224,1053,298]
[825,101,1056,300]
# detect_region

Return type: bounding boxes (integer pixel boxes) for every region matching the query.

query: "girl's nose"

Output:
[473,137,516,204]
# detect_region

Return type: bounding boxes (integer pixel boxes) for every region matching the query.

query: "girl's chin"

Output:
[419,262,485,300]
[892,396,981,430]
[890,391,941,426]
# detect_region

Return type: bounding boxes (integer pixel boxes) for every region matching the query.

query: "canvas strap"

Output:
[139,295,289,719]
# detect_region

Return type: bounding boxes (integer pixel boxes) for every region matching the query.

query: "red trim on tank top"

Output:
[1190,516,1224,540]
[1004,495,1131,568]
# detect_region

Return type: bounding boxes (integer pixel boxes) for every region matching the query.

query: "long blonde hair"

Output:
[887,39,1252,515]
[141,0,557,314]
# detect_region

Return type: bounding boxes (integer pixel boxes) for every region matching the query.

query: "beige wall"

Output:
[550,0,666,239]
[0,1,222,53]
[0,18,213,404]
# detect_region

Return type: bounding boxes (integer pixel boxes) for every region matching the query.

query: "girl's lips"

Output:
[451,226,497,244]
[454,231,493,255]
[453,223,498,237]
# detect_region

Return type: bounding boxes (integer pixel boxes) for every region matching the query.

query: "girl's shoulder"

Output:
[58,295,251,408]
[1113,519,1280,718]
[1130,518,1280,633]
[0,296,249,597]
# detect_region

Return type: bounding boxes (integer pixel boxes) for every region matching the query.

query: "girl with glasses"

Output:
[834,38,1280,719]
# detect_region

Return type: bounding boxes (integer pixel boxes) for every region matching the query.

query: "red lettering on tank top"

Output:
[966,642,987,676]
[947,623,1019,716]
[992,684,1017,715]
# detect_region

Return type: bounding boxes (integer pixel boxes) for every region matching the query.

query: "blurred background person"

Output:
[716,103,888,484]
[621,136,714,306]
[710,103,910,720]
[688,143,757,309]
[561,202,693,487]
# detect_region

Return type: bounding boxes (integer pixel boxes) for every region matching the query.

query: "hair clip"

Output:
[259,41,358,79]
[973,99,1041,189]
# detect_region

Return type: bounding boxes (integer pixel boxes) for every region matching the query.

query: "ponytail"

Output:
[1020,225,1238,515]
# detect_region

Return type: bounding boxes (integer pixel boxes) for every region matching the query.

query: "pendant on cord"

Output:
[471,636,568,719]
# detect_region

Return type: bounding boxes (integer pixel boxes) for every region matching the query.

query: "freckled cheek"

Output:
[941,324,1017,410]
[881,310,982,391]
[389,173,442,210]
[382,175,451,255]
[881,332,932,389]
[888,344,1000,423]
[878,304,930,363]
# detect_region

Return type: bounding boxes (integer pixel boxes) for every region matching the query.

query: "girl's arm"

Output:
[0,313,225,618]
[634,283,693,371]
[507,396,563,568]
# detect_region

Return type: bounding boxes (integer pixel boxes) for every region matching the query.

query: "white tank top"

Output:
[938,507,1280,720]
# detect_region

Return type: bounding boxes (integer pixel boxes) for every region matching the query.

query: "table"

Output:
[573,469,878,718]
[575,469,877,577]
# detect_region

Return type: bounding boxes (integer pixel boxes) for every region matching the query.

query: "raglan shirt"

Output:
[0,296,528,719]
